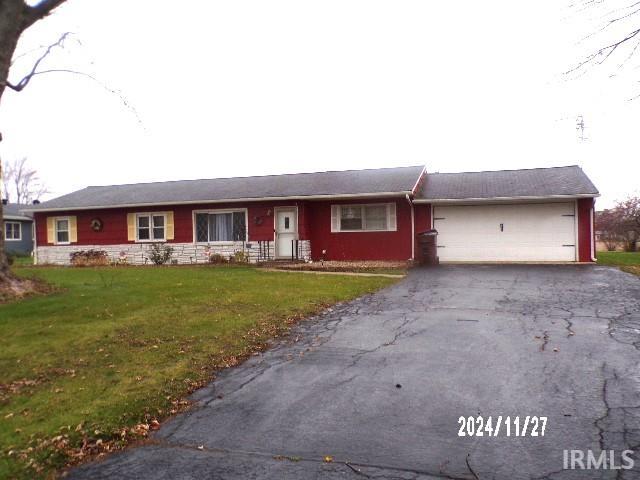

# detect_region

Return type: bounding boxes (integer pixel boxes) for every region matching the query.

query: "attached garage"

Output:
[433,203,576,262]
[413,166,599,263]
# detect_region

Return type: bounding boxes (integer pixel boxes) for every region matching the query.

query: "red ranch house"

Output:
[23,165,599,265]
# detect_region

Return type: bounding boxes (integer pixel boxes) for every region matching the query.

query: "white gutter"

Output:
[413,193,600,204]
[22,191,414,213]
[406,193,415,261]
[4,215,33,221]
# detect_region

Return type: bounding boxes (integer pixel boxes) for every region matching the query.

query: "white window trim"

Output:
[135,212,168,243]
[333,203,397,233]
[5,221,22,241]
[54,216,71,245]
[192,208,249,244]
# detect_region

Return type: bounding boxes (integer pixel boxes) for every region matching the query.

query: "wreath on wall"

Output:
[90,218,104,232]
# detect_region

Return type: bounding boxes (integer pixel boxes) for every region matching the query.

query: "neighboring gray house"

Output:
[3,202,34,255]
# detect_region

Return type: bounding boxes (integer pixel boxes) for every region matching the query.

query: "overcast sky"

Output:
[2,1,639,208]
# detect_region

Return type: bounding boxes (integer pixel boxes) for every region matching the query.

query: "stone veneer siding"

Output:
[35,241,312,265]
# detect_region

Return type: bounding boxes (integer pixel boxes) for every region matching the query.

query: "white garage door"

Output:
[433,203,576,262]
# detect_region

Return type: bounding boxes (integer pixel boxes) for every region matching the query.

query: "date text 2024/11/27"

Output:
[457,416,547,437]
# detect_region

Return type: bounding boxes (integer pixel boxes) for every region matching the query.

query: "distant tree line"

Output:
[596,196,640,251]
[2,157,47,204]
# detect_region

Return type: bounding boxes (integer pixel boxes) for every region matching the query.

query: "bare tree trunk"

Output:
[0,0,67,285]
[0,1,27,280]
[0,164,7,277]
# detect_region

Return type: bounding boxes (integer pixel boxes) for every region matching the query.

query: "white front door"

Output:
[433,202,577,262]
[275,209,297,258]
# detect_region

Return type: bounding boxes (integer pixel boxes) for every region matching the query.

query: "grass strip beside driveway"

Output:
[0,265,395,479]
[597,251,640,276]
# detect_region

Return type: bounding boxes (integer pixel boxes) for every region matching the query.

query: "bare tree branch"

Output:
[567,26,640,74]
[571,0,606,15]
[16,68,144,124]
[580,5,640,42]
[618,36,640,68]
[5,31,71,91]
[6,31,143,124]
[9,38,71,66]
[567,0,640,87]
[22,0,68,31]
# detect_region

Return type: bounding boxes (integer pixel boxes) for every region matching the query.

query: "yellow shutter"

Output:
[127,213,136,241]
[69,216,78,243]
[46,217,55,244]
[166,212,174,240]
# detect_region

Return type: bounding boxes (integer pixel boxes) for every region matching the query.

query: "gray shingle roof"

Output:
[416,165,598,201]
[3,203,33,220]
[27,165,425,211]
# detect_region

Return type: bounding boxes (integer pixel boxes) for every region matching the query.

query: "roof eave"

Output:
[4,214,33,221]
[413,193,600,204]
[23,191,414,213]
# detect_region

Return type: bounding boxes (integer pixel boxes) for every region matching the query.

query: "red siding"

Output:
[246,201,311,241]
[413,203,432,260]
[34,201,311,246]
[35,209,130,245]
[307,197,413,261]
[577,197,595,262]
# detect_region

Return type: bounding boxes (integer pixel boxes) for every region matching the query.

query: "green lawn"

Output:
[597,251,640,266]
[597,251,640,276]
[9,256,33,268]
[0,266,395,478]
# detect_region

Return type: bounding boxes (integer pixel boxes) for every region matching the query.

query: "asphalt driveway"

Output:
[70,265,640,479]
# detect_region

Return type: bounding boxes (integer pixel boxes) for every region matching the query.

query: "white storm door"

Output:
[275,209,297,258]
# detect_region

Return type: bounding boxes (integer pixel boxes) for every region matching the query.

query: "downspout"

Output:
[32,215,38,265]
[406,194,414,261]
[590,206,596,262]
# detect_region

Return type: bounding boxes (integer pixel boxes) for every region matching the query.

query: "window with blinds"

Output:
[195,211,247,242]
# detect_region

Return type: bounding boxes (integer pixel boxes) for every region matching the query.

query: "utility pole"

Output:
[576,115,588,142]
